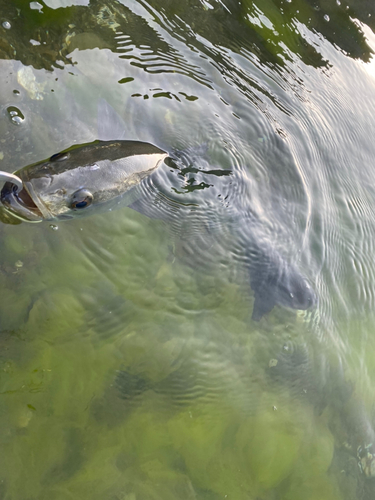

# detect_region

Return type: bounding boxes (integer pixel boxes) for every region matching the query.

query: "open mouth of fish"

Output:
[0,181,43,222]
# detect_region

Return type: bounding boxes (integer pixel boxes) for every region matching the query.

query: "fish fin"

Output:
[252,288,276,321]
[128,198,159,219]
[128,193,178,223]
[97,98,127,140]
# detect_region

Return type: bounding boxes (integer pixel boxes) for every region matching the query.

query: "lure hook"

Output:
[0,171,23,193]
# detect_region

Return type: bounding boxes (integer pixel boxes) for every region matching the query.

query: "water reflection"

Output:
[1,0,375,499]
[1,0,374,68]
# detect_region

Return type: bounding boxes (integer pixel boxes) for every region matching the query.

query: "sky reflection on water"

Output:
[1,0,375,499]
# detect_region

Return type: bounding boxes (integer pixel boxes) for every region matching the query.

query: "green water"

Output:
[0,215,338,499]
[1,0,375,498]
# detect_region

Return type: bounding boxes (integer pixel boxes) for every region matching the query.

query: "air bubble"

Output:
[324,14,330,21]
[2,21,11,30]
[6,106,25,125]
[13,89,20,95]
[49,224,58,231]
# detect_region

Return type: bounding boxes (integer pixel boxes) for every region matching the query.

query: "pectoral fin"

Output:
[252,288,277,321]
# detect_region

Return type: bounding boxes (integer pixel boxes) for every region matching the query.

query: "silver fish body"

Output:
[0,140,168,222]
[0,138,316,320]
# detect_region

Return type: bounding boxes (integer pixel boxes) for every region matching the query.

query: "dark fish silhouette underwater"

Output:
[0,100,316,320]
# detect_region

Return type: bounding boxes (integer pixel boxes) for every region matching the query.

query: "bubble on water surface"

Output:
[6,106,25,125]
[49,224,58,231]
[2,21,11,30]
[324,14,330,22]
[12,90,20,95]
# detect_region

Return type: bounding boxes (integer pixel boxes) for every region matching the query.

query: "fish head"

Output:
[1,140,168,222]
[275,266,316,311]
[250,251,316,321]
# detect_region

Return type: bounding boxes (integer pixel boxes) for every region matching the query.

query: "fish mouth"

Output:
[0,182,44,222]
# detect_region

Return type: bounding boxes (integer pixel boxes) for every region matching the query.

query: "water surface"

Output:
[1,0,375,498]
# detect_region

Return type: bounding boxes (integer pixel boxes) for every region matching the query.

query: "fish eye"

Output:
[70,189,93,209]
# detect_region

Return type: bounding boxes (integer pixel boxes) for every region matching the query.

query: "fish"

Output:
[0,98,315,320]
[186,215,316,321]
[244,235,316,320]
[0,140,168,222]
[0,139,315,319]
[128,174,316,321]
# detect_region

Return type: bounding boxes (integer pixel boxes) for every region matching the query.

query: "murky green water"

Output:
[1,0,375,498]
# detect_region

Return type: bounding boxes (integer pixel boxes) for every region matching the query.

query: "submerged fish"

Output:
[126,163,316,321]
[0,139,315,320]
[244,234,316,320]
[0,140,167,222]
